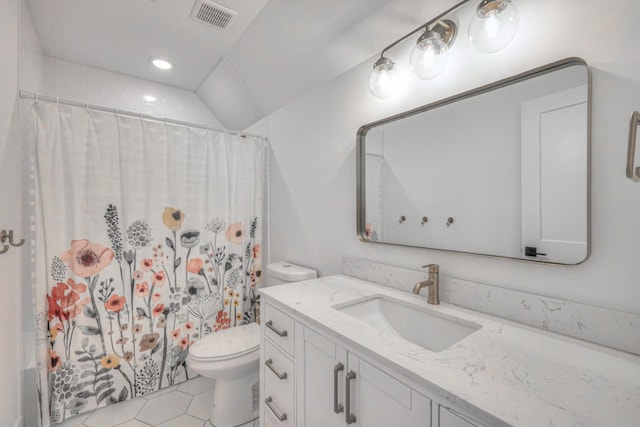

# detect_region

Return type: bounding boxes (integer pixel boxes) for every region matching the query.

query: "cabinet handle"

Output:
[266,320,288,337]
[265,358,287,380]
[345,370,356,424]
[333,362,344,414]
[265,396,287,421]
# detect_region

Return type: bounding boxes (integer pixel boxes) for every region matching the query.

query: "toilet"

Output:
[186,261,317,427]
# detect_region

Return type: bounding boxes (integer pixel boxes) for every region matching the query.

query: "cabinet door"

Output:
[300,326,348,427]
[354,358,431,427]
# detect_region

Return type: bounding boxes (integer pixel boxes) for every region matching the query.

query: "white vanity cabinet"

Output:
[298,325,431,427]
[261,303,296,427]
[261,302,433,427]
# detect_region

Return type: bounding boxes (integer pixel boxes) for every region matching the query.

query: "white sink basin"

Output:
[335,295,481,352]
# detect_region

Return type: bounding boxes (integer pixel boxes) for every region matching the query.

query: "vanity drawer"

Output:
[264,341,294,427]
[264,303,295,356]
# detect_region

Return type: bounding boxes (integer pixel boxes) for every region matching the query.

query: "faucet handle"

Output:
[421,264,439,273]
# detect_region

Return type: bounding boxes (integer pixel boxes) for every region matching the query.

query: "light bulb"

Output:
[368,57,400,99]
[410,31,449,80]
[151,58,173,70]
[468,0,519,53]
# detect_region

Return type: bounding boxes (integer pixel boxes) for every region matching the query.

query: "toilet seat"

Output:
[189,322,260,362]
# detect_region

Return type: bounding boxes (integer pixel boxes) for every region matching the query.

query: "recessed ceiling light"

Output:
[143,95,157,103]
[151,58,172,70]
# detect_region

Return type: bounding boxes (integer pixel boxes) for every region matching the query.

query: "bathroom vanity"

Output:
[258,275,640,427]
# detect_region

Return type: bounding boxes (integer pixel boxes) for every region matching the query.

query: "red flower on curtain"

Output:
[213,310,230,331]
[47,279,89,324]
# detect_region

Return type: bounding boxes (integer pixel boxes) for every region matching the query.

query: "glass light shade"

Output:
[410,31,449,80]
[368,58,400,99]
[468,0,519,53]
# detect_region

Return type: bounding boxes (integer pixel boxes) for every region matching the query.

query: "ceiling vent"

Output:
[190,0,238,31]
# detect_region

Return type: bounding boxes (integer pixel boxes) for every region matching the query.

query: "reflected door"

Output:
[521,85,588,263]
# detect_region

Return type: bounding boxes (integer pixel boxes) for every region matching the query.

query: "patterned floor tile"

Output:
[155,414,205,427]
[115,420,152,427]
[185,389,214,420]
[84,398,147,427]
[136,390,192,425]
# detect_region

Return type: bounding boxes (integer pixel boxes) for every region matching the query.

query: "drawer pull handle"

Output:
[345,370,356,424]
[265,396,287,421]
[333,362,344,414]
[265,358,288,380]
[266,320,288,337]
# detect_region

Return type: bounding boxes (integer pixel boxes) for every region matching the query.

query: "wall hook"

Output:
[398,215,406,224]
[446,217,455,227]
[420,216,428,225]
[0,230,25,250]
[0,245,8,255]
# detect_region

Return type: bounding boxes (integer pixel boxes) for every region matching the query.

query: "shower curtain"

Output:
[25,101,267,425]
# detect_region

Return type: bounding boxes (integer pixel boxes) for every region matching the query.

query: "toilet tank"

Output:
[267,261,317,286]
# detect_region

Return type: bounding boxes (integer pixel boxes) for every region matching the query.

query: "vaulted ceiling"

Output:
[26,0,456,128]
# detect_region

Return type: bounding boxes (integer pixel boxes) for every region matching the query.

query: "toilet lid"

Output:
[189,322,260,361]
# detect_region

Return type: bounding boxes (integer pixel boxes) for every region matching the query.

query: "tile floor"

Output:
[54,376,258,427]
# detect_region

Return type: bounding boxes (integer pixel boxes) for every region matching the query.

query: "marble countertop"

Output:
[259,275,640,427]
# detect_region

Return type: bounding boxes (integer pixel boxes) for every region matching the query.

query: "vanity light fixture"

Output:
[368,56,401,99]
[468,0,519,53]
[152,58,173,70]
[368,0,519,98]
[410,20,456,80]
[143,94,157,103]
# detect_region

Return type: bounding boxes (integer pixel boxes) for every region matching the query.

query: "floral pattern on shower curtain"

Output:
[27,101,267,425]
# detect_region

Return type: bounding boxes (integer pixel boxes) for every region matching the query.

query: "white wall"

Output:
[0,0,23,425]
[266,0,640,314]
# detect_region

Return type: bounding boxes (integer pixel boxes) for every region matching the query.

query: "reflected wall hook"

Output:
[398,215,406,224]
[420,216,428,225]
[446,217,455,227]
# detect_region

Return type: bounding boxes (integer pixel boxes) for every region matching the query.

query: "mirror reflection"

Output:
[357,59,589,264]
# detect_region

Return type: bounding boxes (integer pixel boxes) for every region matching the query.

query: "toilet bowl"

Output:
[187,322,261,427]
[186,262,317,427]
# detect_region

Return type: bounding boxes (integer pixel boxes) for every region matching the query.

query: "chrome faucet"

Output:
[412,264,439,305]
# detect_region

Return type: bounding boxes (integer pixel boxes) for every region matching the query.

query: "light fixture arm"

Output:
[379,0,471,59]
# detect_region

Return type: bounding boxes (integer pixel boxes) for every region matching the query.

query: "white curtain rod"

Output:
[19,90,268,141]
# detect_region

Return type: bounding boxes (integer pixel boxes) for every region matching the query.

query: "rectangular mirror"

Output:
[357,58,590,264]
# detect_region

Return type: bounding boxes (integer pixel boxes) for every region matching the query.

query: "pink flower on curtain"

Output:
[135,282,149,297]
[152,271,166,287]
[140,259,154,272]
[152,304,165,317]
[251,244,261,260]
[226,222,244,245]
[47,349,62,372]
[61,239,115,277]
[104,294,126,312]
[186,258,203,274]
